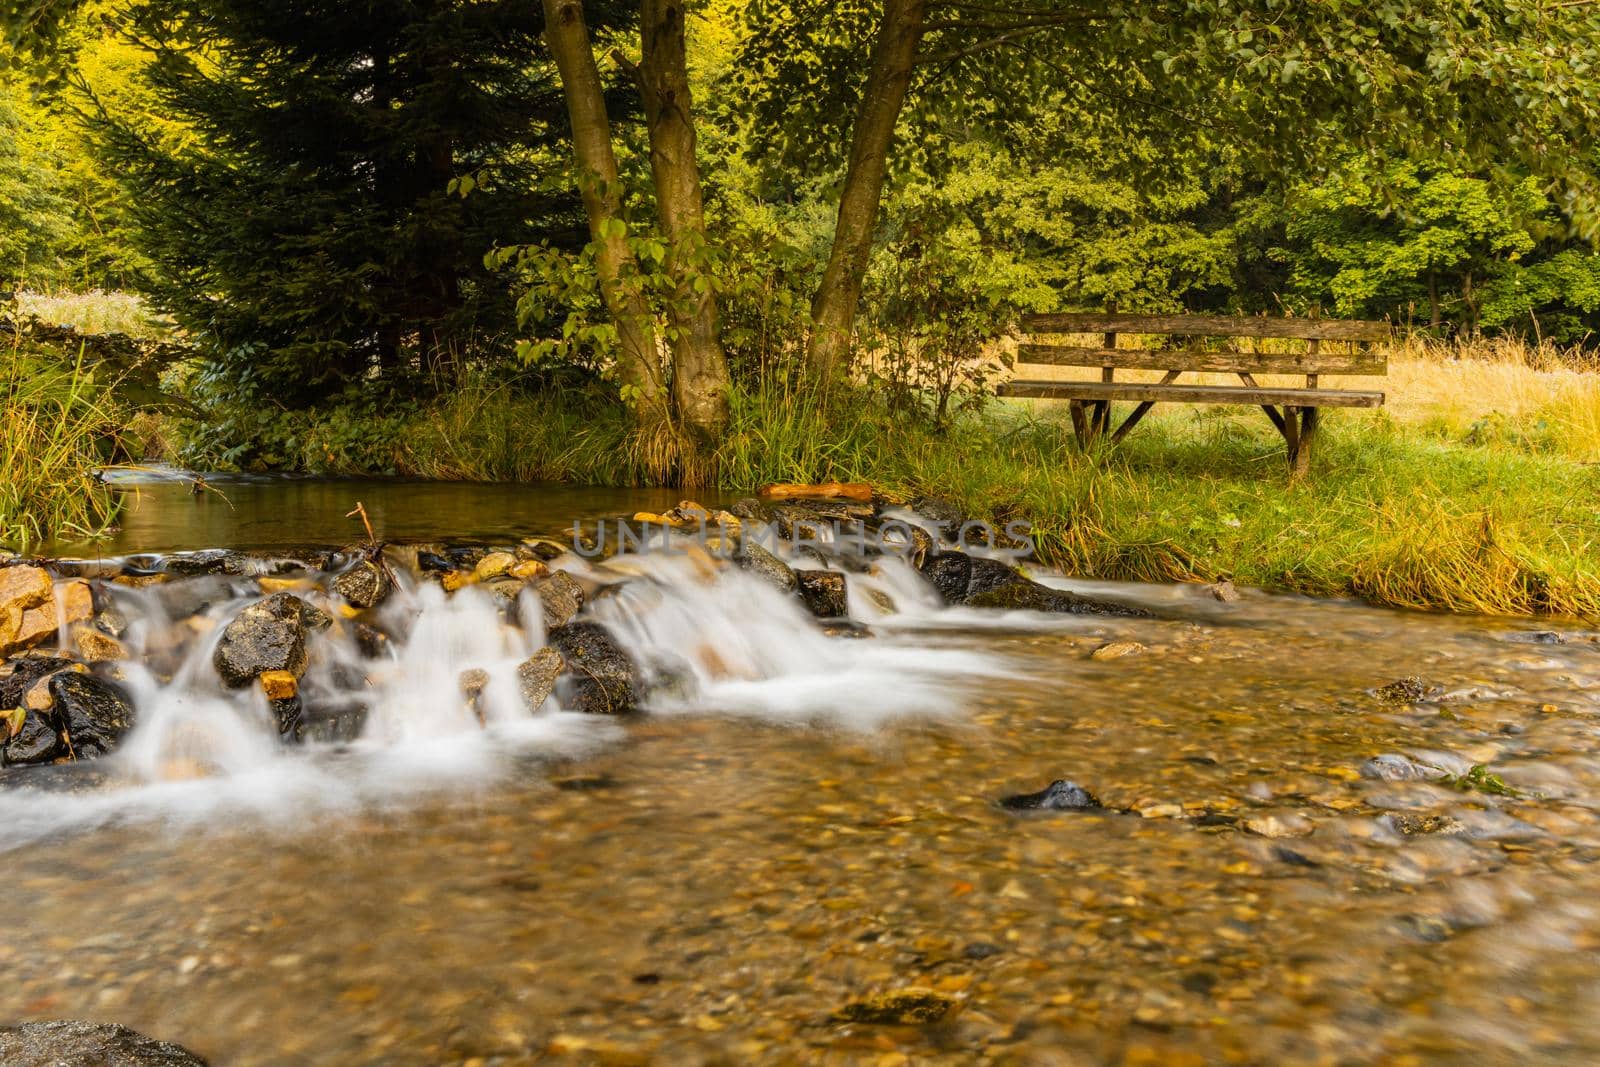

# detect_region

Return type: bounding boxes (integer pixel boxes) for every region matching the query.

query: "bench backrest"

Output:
[1020,312,1391,377]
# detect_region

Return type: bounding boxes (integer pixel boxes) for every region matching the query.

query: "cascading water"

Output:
[0,505,1102,850]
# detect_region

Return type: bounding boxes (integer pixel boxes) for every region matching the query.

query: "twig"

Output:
[346,501,377,546]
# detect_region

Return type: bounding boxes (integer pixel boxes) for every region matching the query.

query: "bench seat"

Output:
[998,380,1385,408]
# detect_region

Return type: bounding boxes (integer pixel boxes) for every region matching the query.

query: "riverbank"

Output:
[5,304,1598,618]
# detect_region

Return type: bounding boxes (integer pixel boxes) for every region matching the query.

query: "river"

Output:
[6,471,1600,1065]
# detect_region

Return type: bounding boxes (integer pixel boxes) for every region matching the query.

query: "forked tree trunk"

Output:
[541,0,669,424]
[805,0,926,381]
[637,0,730,445]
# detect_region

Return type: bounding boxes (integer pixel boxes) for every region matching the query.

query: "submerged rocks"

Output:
[795,570,848,619]
[1359,753,1450,782]
[213,592,310,688]
[735,542,798,594]
[0,1020,208,1066]
[548,622,639,715]
[1000,779,1104,811]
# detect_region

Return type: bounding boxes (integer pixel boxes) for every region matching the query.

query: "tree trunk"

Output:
[804,0,926,381]
[1428,269,1440,329]
[541,0,668,423]
[637,0,729,446]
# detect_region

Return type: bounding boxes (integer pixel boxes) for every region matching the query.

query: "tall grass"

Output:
[173,336,1600,619]
[0,343,125,552]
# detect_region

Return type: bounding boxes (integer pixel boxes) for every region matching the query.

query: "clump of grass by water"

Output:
[0,344,125,552]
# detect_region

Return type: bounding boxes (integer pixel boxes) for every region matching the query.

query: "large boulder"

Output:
[0,1020,208,1066]
[47,672,136,758]
[795,570,849,619]
[213,592,310,688]
[548,622,639,715]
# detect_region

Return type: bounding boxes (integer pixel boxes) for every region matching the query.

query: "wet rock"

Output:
[1000,779,1103,811]
[832,989,960,1025]
[0,655,76,708]
[2,706,61,765]
[446,545,489,570]
[1505,630,1565,645]
[962,941,1004,960]
[795,570,848,619]
[72,623,127,662]
[517,647,564,711]
[162,549,250,577]
[966,555,1025,599]
[258,670,298,701]
[822,622,872,639]
[949,554,1149,616]
[1374,677,1439,704]
[298,701,367,743]
[332,558,391,609]
[213,592,309,688]
[510,559,548,581]
[416,549,453,573]
[1091,640,1144,661]
[1242,813,1315,839]
[1382,812,1467,837]
[908,495,967,531]
[0,1020,208,1066]
[548,622,639,715]
[535,570,585,630]
[734,542,798,594]
[919,551,972,603]
[473,551,518,582]
[354,622,392,659]
[96,605,131,638]
[1207,580,1240,602]
[459,668,490,724]
[48,671,135,758]
[0,572,93,656]
[729,496,774,524]
[1359,753,1450,782]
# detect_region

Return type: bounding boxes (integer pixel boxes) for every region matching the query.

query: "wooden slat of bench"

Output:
[998,380,1386,408]
[1017,344,1387,376]
[1022,312,1389,342]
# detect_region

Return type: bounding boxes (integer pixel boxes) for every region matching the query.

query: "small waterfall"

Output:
[0,508,1048,847]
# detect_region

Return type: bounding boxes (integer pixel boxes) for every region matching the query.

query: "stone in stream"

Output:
[832,989,960,1025]
[734,541,798,594]
[162,549,251,577]
[1091,640,1145,661]
[547,622,639,715]
[795,570,848,619]
[920,551,973,603]
[1373,677,1439,704]
[212,592,310,687]
[0,1020,209,1066]
[3,706,61,765]
[72,622,128,662]
[535,570,585,630]
[332,558,391,609]
[1358,753,1451,781]
[47,672,136,758]
[0,569,94,657]
[517,646,564,711]
[999,779,1104,812]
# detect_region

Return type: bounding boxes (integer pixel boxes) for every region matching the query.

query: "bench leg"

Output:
[1068,400,1090,448]
[1292,406,1319,478]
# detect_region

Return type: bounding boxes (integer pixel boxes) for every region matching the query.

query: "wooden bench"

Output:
[996,312,1391,475]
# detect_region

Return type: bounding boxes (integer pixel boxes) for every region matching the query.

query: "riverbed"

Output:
[8,473,1600,1065]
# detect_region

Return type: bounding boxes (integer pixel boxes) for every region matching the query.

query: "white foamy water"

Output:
[0,535,1043,851]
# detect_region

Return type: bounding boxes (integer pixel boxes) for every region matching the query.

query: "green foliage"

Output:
[0,337,126,551]
[84,0,634,404]
[0,85,73,287]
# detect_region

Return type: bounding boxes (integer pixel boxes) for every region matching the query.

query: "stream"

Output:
[6,471,1600,1065]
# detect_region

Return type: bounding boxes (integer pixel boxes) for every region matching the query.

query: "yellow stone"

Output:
[1091,640,1146,661]
[441,571,470,593]
[258,671,298,701]
[509,559,548,580]
[73,624,127,662]
[473,552,517,581]
[259,576,311,594]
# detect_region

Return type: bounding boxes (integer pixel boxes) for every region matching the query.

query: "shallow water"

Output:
[10,478,1600,1065]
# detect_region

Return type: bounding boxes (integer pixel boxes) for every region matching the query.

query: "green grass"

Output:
[178,370,1600,620]
[0,342,127,553]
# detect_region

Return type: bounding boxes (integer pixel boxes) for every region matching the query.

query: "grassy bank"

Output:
[9,293,1597,619]
[169,338,1600,620]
